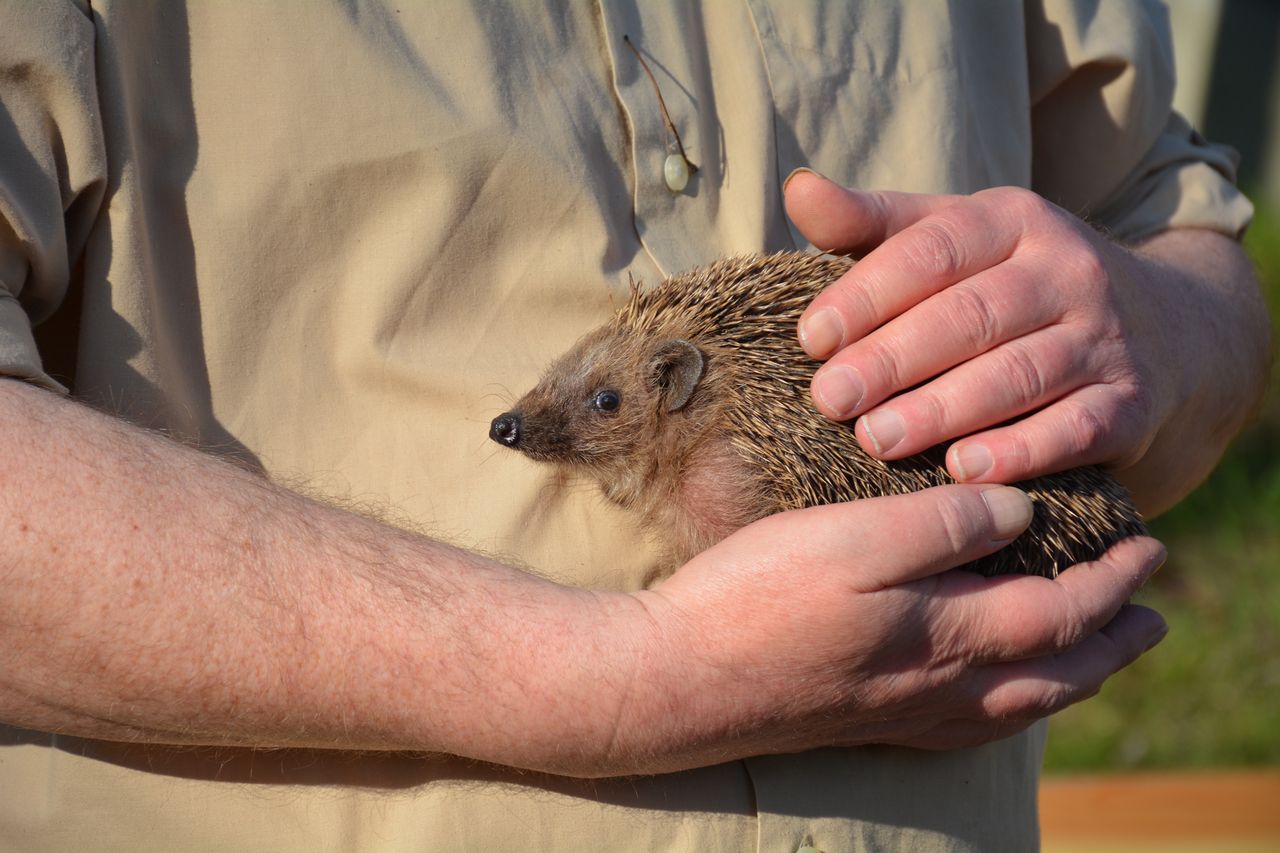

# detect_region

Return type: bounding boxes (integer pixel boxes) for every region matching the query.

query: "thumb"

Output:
[820,484,1035,590]
[783,169,962,256]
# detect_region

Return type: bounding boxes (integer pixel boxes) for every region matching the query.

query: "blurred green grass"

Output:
[1044,201,1280,772]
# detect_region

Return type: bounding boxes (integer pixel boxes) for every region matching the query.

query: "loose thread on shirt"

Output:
[622,34,698,173]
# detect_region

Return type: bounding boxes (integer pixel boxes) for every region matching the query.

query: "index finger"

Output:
[787,178,1024,359]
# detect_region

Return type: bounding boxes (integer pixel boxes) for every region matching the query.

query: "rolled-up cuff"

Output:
[0,290,67,394]
[1097,114,1255,244]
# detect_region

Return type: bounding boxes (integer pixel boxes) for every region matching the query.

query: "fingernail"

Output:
[952,444,993,480]
[813,366,865,418]
[861,409,905,454]
[798,308,845,359]
[783,166,817,193]
[1150,544,1168,575]
[1144,623,1169,652]
[981,486,1034,540]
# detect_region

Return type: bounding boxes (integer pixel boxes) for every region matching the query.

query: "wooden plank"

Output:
[1040,771,1280,840]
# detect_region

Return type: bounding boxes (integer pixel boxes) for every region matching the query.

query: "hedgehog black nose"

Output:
[490,412,523,447]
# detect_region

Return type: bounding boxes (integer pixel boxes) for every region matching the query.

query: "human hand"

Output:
[782,171,1262,515]
[611,485,1166,772]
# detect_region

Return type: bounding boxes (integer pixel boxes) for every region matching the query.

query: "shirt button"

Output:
[664,152,690,192]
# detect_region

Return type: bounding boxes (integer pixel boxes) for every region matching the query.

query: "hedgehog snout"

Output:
[490,411,523,448]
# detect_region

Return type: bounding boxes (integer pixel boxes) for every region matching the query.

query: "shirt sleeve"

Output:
[0,0,106,391]
[1026,0,1252,243]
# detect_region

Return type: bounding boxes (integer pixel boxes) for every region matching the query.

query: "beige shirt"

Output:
[0,1,1250,851]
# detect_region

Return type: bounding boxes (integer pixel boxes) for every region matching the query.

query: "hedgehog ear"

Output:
[651,339,705,413]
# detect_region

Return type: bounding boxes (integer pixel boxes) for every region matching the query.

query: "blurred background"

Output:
[1045,0,1279,775]
[1041,1,1279,849]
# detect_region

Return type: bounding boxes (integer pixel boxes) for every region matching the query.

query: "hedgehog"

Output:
[489,251,1147,577]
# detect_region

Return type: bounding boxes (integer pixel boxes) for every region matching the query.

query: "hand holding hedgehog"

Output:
[612,489,1167,759]
[490,368,1168,761]
[488,236,1181,760]
[785,171,1271,519]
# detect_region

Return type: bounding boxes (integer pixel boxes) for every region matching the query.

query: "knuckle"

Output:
[865,191,894,235]
[908,389,950,439]
[1039,674,1101,715]
[1001,186,1054,221]
[926,391,956,438]
[909,220,968,280]
[932,493,984,555]
[946,283,1002,351]
[991,340,1049,404]
[1079,309,1124,345]
[1052,594,1091,651]
[833,283,879,334]
[982,690,1015,720]
[1063,401,1108,455]
[993,428,1035,474]
[1064,241,1109,293]
[1097,384,1156,467]
[890,389,950,452]
[993,680,1076,720]
[862,339,905,391]
[982,686,1024,720]
[973,186,1006,204]
[1038,680,1084,715]
[1113,380,1154,422]
[977,185,1024,208]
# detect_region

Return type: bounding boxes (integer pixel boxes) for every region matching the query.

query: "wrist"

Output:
[605,581,819,776]
[1117,230,1270,513]
[1131,230,1270,430]
[411,577,671,777]
[540,587,715,777]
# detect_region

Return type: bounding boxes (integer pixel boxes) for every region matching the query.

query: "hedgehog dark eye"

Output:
[592,390,621,413]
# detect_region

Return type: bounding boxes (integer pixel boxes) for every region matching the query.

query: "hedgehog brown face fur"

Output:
[491,252,1147,577]
[492,314,762,563]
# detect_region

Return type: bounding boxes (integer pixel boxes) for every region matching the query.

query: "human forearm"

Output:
[1121,229,1272,514]
[0,378,638,770]
[0,379,1170,778]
